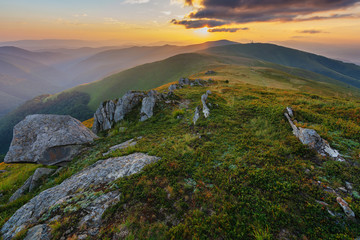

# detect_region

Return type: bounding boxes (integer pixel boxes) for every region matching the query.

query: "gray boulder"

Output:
[4,115,98,166]
[1,153,160,240]
[9,168,55,202]
[140,90,157,122]
[92,100,116,133]
[114,91,145,123]
[284,111,345,162]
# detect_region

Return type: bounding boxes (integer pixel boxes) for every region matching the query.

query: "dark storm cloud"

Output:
[208,27,249,32]
[171,19,226,28]
[173,0,360,28]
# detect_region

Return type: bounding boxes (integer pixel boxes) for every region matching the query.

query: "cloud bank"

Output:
[172,0,360,29]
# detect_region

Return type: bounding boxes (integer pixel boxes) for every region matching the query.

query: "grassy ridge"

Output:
[203,43,360,88]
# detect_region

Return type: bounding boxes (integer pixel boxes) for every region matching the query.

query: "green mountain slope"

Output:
[203,43,360,88]
[1,51,359,156]
[1,79,360,239]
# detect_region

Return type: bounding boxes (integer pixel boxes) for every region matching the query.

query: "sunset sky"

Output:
[1,0,360,46]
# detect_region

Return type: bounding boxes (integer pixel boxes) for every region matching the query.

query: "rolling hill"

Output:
[203,43,360,88]
[1,42,360,157]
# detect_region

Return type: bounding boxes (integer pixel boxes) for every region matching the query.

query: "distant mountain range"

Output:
[0,40,237,117]
[1,40,360,155]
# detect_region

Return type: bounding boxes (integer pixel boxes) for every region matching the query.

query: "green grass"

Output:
[2,73,360,239]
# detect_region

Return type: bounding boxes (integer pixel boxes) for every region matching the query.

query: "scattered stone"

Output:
[345,181,353,191]
[0,170,6,174]
[338,187,348,193]
[336,197,355,218]
[305,169,311,174]
[315,200,329,206]
[5,114,98,166]
[193,106,200,125]
[201,91,211,118]
[9,168,55,202]
[114,91,145,123]
[1,153,160,240]
[179,78,190,86]
[284,111,345,162]
[286,107,294,118]
[102,138,139,156]
[168,84,177,91]
[140,90,157,122]
[24,224,51,240]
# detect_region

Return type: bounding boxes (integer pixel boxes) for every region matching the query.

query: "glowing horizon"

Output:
[0,0,359,47]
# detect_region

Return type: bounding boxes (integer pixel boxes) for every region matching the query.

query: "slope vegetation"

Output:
[1,79,360,239]
[203,43,360,88]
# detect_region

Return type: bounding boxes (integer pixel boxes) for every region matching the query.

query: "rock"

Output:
[205,70,216,75]
[206,90,212,95]
[284,111,345,162]
[102,138,139,156]
[9,168,55,202]
[140,90,157,122]
[5,114,98,166]
[92,100,116,133]
[179,78,190,86]
[286,107,294,118]
[78,191,120,235]
[194,79,203,86]
[168,84,177,91]
[0,170,6,174]
[193,106,200,125]
[24,224,51,240]
[315,200,329,206]
[9,174,32,202]
[345,181,353,191]
[338,187,347,193]
[29,168,55,192]
[1,153,160,240]
[336,197,355,218]
[114,91,145,123]
[201,91,211,118]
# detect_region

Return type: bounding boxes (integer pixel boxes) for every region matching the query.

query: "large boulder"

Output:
[4,114,98,166]
[1,153,160,240]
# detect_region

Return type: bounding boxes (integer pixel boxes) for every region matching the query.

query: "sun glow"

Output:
[194,27,209,36]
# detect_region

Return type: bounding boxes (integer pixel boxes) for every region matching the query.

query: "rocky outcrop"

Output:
[9,168,55,202]
[1,153,160,240]
[284,108,345,162]
[92,100,116,133]
[4,115,98,166]
[140,90,158,121]
[114,91,145,123]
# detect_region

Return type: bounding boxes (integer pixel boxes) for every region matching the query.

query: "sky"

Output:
[0,0,360,48]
